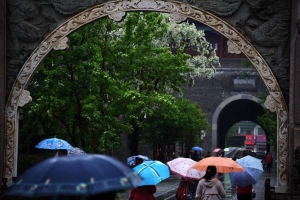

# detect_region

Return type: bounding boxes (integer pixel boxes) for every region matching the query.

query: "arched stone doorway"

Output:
[211,94,267,149]
[3,0,288,191]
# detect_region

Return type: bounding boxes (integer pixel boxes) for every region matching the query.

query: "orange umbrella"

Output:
[191,157,243,173]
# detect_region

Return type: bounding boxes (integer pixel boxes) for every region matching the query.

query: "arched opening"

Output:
[226,121,269,154]
[4,0,288,189]
[217,99,265,149]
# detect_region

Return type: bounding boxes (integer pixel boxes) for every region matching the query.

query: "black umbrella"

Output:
[3,154,141,197]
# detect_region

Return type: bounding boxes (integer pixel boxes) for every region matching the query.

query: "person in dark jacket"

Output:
[128,185,156,200]
[236,184,253,200]
[191,151,199,161]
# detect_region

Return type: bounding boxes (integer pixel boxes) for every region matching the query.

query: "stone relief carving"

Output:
[5,0,289,189]
[7,0,57,95]
[53,36,70,50]
[235,0,290,100]
[197,0,243,17]
[40,0,106,15]
[227,40,242,54]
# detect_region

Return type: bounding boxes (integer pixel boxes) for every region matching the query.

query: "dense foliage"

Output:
[19,12,217,159]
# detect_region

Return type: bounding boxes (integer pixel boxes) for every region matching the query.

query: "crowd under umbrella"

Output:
[192,146,204,158]
[127,155,151,167]
[167,157,205,180]
[54,147,87,157]
[3,154,142,198]
[35,137,73,150]
[229,155,264,188]
[132,160,170,186]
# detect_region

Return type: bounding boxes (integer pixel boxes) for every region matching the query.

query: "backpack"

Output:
[175,179,192,200]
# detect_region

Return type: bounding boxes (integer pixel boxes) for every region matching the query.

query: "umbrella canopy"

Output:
[35,137,73,150]
[229,155,264,187]
[192,157,244,173]
[192,146,204,151]
[68,147,86,156]
[132,160,170,186]
[3,154,141,197]
[167,158,205,180]
[54,147,86,157]
[213,148,221,152]
[127,155,151,166]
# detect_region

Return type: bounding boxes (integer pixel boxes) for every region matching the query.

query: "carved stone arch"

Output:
[4,0,289,191]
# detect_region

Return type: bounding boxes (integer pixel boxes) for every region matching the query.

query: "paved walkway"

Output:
[118,168,277,200]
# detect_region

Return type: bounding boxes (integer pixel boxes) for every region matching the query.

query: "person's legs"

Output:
[267,163,271,172]
[237,193,252,200]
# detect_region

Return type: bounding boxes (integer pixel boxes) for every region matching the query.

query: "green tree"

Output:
[20,12,218,156]
[227,123,238,138]
[141,98,210,160]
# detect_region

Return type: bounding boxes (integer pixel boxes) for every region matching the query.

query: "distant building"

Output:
[226,121,266,152]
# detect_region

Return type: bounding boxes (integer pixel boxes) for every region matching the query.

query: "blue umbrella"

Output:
[3,154,142,197]
[127,155,151,166]
[192,146,204,151]
[132,160,170,186]
[229,155,263,187]
[35,137,73,150]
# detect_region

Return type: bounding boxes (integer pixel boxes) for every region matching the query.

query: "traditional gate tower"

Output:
[0,0,299,193]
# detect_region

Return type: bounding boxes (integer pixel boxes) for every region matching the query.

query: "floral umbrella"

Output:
[167,157,205,180]
[35,137,73,150]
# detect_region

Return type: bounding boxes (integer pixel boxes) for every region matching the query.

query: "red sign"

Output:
[256,135,266,143]
[241,134,255,145]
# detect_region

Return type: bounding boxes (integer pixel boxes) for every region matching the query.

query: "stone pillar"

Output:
[289,0,300,193]
[0,0,6,185]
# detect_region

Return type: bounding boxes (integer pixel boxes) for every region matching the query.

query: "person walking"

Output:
[236,184,253,200]
[265,152,273,173]
[195,165,226,200]
[129,157,156,200]
[128,185,156,200]
[192,151,199,161]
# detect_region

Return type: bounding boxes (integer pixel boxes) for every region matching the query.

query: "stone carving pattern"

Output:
[7,0,57,93]
[196,0,243,16]
[227,40,242,54]
[235,0,290,100]
[53,37,70,50]
[18,90,32,107]
[5,0,289,187]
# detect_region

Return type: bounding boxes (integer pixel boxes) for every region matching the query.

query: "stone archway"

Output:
[4,0,288,191]
[211,94,265,149]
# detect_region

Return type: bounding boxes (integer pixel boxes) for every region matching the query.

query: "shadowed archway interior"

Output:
[217,99,265,149]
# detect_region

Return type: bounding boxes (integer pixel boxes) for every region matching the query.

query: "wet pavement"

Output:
[118,168,277,200]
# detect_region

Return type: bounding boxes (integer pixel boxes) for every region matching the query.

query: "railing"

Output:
[265,178,300,200]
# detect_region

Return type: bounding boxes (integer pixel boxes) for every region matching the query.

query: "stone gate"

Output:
[0,0,299,193]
